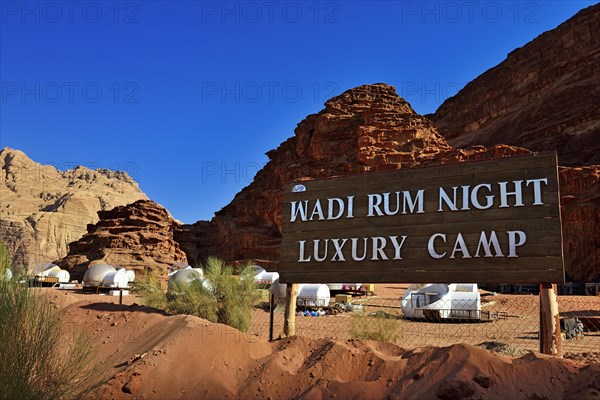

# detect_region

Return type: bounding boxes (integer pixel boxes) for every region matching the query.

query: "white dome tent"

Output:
[169,262,191,277]
[168,266,211,292]
[82,264,135,294]
[41,265,70,283]
[269,279,330,307]
[32,263,71,284]
[125,269,136,283]
[400,283,481,320]
[32,262,57,276]
[245,265,279,286]
[102,268,129,288]
[83,264,117,287]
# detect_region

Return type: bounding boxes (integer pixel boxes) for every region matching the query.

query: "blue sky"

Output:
[1,1,596,223]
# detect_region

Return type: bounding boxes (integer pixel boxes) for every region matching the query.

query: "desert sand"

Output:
[38,288,600,400]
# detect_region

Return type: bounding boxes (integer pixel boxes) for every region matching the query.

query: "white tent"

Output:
[83,264,117,287]
[400,283,481,320]
[32,262,57,276]
[169,262,191,276]
[102,269,129,288]
[42,266,70,283]
[168,267,210,291]
[270,279,331,307]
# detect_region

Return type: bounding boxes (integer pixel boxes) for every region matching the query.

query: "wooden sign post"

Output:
[279,153,565,355]
[283,283,298,337]
[539,283,563,357]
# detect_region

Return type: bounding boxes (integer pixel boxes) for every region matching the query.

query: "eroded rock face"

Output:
[176,83,600,282]
[57,199,187,280]
[0,148,147,268]
[431,4,600,166]
[559,166,600,282]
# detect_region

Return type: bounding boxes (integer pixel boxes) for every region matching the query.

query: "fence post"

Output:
[119,288,123,305]
[284,283,298,337]
[269,293,275,341]
[539,283,563,357]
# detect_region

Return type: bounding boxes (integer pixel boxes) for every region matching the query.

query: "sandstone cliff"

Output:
[57,199,187,280]
[0,148,148,268]
[176,84,599,282]
[430,4,600,166]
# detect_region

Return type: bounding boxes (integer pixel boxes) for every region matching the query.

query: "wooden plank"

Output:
[278,269,564,284]
[280,153,564,284]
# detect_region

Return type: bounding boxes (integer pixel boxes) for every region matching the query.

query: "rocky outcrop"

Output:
[175,83,453,267]
[57,199,187,280]
[0,148,147,269]
[430,4,600,166]
[559,166,600,282]
[176,83,599,282]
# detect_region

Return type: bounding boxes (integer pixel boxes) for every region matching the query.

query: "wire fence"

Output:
[49,285,600,358]
[246,293,599,357]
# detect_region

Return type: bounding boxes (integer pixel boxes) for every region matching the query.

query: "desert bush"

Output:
[139,257,259,332]
[0,240,94,400]
[135,272,169,310]
[349,311,403,343]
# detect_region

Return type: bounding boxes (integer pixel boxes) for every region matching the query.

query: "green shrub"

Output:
[139,257,259,332]
[349,311,403,343]
[135,272,169,310]
[0,240,95,400]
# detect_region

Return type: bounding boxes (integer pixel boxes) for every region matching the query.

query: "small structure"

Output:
[270,279,330,307]
[168,266,210,291]
[32,263,71,285]
[401,283,481,320]
[102,269,129,289]
[83,264,117,287]
[168,262,191,276]
[246,265,279,286]
[82,264,135,293]
[297,284,331,307]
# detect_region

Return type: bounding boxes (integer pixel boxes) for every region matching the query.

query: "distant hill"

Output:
[0,147,148,268]
[431,4,600,166]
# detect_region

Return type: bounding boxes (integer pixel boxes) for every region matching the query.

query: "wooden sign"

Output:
[279,153,564,284]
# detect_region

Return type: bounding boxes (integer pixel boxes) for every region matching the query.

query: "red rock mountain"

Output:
[58,199,187,280]
[175,84,599,281]
[431,4,600,166]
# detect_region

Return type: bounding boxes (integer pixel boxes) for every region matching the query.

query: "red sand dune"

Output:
[49,291,600,400]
